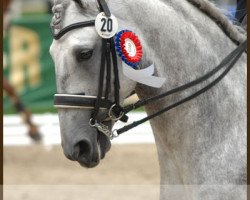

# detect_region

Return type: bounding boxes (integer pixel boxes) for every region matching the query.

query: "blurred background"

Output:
[3,0,239,200]
[3,0,54,114]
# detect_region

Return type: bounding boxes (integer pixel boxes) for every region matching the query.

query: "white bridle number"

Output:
[95,12,118,38]
[101,18,113,32]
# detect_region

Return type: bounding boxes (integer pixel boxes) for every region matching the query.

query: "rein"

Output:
[52,0,247,139]
[117,40,247,135]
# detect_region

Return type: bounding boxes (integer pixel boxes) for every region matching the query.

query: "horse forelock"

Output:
[51,0,99,31]
[50,0,69,31]
[187,0,246,44]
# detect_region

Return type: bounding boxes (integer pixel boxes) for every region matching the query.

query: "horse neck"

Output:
[113,0,244,84]
[114,0,246,115]
[113,0,247,186]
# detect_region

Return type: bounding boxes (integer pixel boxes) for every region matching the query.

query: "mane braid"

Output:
[186,0,246,45]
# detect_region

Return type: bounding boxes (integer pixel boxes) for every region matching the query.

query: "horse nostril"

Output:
[74,140,92,160]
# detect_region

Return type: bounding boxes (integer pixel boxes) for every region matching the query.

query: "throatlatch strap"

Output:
[109,38,129,122]
[117,40,247,135]
[110,38,120,105]
[105,42,111,99]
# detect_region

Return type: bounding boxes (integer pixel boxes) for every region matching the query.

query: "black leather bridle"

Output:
[53,0,128,139]
[52,0,247,139]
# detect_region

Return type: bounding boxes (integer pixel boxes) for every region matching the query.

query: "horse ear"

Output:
[73,0,88,9]
[73,0,83,8]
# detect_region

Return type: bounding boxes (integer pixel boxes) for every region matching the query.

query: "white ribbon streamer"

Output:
[122,63,166,88]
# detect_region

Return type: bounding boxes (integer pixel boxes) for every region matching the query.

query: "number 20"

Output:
[101,18,113,32]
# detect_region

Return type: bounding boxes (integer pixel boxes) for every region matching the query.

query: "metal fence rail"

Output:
[4,112,155,146]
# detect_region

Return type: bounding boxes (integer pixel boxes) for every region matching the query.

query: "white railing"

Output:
[4,112,155,146]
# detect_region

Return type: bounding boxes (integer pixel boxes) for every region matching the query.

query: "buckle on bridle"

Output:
[89,118,119,139]
[89,118,111,138]
[111,129,119,139]
[108,104,124,121]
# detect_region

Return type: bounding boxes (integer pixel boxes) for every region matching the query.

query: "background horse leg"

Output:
[3,78,42,142]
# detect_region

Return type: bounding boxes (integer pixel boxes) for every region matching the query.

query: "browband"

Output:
[52,20,95,40]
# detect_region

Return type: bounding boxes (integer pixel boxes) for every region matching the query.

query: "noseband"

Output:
[52,0,247,139]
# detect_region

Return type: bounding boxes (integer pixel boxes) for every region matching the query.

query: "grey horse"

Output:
[50,0,246,199]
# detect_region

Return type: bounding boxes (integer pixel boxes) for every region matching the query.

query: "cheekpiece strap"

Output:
[97,0,111,17]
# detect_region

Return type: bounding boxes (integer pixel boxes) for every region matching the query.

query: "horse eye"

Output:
[76,50,93,61]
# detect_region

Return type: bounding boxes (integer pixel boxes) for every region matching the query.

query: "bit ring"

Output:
[108,104,124,121]
[89,118,96,127]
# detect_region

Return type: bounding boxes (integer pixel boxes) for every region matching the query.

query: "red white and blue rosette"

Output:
[115,30,143,69]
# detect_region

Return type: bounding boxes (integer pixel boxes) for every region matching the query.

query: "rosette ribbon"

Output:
[115,30,143,69]
[122,63,166,88]
[115,30,166,88]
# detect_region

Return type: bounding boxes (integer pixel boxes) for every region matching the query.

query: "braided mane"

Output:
[51,0,246,44]
[187,0,246,44]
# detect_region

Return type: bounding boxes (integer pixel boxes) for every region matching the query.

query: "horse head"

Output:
[50,0,138,167]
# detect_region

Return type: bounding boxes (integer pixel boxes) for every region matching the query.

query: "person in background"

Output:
[235,0,247,23]
[210,0,246,27]
[3,0,42,142]
[235,0,247,29]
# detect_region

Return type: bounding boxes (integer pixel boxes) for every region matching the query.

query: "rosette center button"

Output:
[124,39,137,57]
